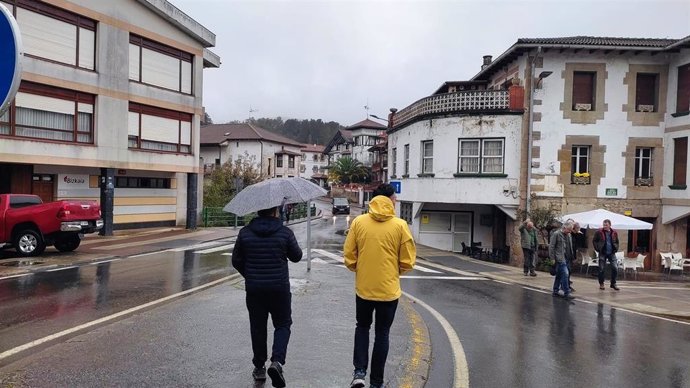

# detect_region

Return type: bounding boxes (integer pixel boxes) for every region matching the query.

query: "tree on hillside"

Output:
[226,117,343,145]
[203,153,263,208]
[328,157,370,184]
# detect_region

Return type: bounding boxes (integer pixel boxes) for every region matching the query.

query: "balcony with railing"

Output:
[391,87,524,129]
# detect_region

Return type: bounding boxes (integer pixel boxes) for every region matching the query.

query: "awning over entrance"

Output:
[496,205,518,220]
[662,205,690,224]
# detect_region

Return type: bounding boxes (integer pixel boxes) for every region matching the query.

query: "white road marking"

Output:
[492,280,511,285]
[401,276,485,280]
[0,274,240,362]
[221,253,232,256]
[194,244,234,254]
[128,252,160,259]
[166,241,227,252]
[616,286,690,290]
[403,291,469,388]
[415,258,483,277]
[46,266,77,272]
[414,265,442,274]
[0,273,31,281]
[88,258,121,265]
[312,249,344,263]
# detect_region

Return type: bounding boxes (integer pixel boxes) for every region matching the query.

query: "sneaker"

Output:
[267,361,286,388]
[350,369,366,388]
[611,285,620,291]
[529,272,537,277]
[252,366,266,381]
[599,284,605,290]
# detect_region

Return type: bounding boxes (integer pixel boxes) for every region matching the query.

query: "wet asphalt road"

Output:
[1,200,690,387]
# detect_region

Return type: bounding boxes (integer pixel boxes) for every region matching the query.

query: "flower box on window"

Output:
[635,177,654,186]
[572,173,591,185]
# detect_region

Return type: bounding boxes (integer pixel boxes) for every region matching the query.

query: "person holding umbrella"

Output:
[231,205,302,387]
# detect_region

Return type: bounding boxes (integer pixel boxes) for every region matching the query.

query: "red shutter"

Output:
[674,137,688,186]
[677,64,690,113]
[572,72,595,109]
[635,73,657,109]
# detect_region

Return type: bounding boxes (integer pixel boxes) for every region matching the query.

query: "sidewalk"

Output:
[415,244,690,321]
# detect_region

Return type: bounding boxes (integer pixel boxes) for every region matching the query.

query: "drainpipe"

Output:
[259,140,264,175]
[526,46,542,216]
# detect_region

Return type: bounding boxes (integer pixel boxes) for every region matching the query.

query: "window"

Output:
[129,35,193,94]
[288,155,295,168]
[128,103,192,154]
[391,147,397,176]
[677,64,690,114]
[404,144,409,175]
[0,81,94,143]
[115,177,171,189]
[421,141,433,173]
[634,148,653,185]
[458,139,504,174]
[276,155,283,168]
[572,71,596,110]
[400,202,412,224]
[5,0,96,70]
[635,73,658,112]
[571,145,590,183]
[673,137,687,186]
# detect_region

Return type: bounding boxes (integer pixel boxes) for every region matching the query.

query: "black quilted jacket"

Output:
[231,216,302,292]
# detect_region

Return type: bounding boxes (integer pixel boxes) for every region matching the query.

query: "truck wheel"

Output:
[54,234,81,252]
[14,229,46,257]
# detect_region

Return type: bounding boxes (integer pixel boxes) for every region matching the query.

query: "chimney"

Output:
[481,55,492,70]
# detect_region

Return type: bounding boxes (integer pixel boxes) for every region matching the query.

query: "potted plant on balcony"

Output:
[572,172,591,185]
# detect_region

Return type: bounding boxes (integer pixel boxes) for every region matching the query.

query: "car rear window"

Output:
[9,196,42,209]
[333,198,349,206]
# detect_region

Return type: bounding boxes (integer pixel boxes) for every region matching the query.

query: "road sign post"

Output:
[0,3,22,116]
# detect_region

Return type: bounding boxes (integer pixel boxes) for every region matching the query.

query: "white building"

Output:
[200,123,304,179]
[300,144,328,187]
[324,119,386,167]
[0,0,220,232]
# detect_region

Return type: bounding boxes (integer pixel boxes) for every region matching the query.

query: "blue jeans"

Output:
[552,262,571,295]
[598,253,618,286]
[246,290,292,367]
[353,296,398,385]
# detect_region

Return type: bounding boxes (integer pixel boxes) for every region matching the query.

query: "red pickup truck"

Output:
[0,194,103,257]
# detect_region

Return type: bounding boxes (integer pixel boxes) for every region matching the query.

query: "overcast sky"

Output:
[172,0,689,128]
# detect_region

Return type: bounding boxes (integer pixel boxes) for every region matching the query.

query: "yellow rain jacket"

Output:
[344,195,416,301]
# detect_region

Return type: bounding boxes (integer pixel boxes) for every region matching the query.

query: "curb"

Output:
[397,297,432,388]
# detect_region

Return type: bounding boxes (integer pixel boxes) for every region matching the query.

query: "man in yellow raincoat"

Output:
[344,183,416,388]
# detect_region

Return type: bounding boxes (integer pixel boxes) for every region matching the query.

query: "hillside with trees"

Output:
[226,117,344,145]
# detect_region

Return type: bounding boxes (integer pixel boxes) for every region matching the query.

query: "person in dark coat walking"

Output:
[232,206,303,388]
[592,219,620,291]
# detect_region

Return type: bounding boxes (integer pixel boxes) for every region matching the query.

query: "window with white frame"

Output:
[391,147,397,176]
[458,138,504,174]
[129,35,193,94]
[288,155,295,168]
[0,81,94,144]
[128,103,192,154]
[421,141,433,174]
[404,144,409,175]
[5,0,96,70]
[400,202,412,224]
[276,155,283,168]
[571,145,590,183]
[634,147,653,185]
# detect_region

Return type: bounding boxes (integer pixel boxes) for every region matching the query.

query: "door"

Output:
[626,217,655,269]
[452,213,472,253]
[32,175,54,203]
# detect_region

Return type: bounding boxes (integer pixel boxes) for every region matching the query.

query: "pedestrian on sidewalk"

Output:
[231,206,303,388]
[592,219,620,291]
[519,219,538,276]
[570,221,587,292]
[549,221,575,300]
[344,183,416,388]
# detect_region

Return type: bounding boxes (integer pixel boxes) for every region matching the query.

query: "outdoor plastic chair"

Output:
[621,255,639,280]
[615,251,625,273]
[671,253,690,275]
[663,254,684,279]
[660,252,673,271]
[634,253,645,272]
[582,251,599,275]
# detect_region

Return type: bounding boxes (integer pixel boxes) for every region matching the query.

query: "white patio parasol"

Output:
[561,209,653,230]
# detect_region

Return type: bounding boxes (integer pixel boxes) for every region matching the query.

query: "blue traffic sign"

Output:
[0,3,22,116]
[390,180,401,194]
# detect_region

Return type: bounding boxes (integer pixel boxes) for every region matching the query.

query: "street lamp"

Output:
[370,114,388,122]
[526,47,551,215]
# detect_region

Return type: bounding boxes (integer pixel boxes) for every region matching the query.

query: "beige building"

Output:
[0,0,220,232]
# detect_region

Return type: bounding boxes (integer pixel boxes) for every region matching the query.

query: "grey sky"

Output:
[172,0,690,128]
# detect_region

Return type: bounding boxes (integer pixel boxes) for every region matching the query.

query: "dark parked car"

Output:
[332,197,350,215]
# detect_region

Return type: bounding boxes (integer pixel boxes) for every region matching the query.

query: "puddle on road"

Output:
[0,260,44,267]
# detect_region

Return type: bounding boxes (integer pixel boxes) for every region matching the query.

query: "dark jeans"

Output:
[353,296,398,385]
[522,248,535,273]
[553,262,571,295]
[598,253,618,286]
[246,290,292,368]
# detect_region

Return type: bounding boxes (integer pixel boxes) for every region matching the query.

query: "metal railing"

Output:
[201,202,317,227]
[392,90,510,128]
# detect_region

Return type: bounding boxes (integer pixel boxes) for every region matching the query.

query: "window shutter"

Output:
[674,137,688,186]
[572,72,595,108]
[677,64,690,113]
[635,73,657,109]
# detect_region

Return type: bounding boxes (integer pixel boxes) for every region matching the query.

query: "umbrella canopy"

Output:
[561,209,653,230]
[223,177,327,216]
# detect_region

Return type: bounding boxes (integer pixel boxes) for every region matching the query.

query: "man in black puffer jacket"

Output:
[232,206,303,388]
